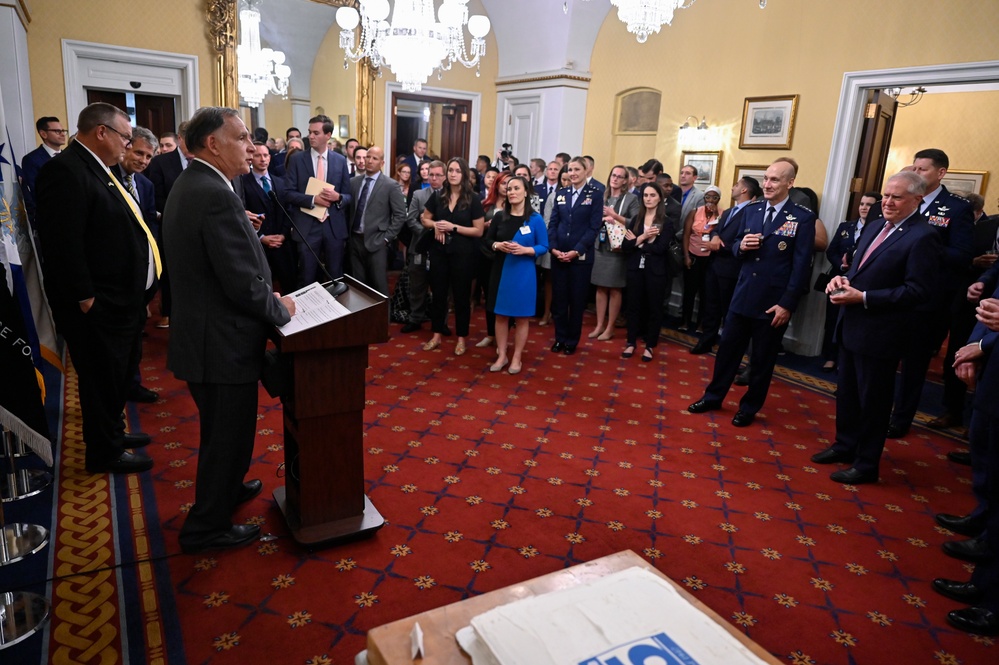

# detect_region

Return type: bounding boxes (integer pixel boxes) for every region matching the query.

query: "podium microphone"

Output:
[267,190,342,293]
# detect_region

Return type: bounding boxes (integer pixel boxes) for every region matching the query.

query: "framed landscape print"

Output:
[941,170,989,197]
[681,151,721,187]
[739,95,799,149]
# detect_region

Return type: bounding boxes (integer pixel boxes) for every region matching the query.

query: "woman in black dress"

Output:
[421,157,486,356]
[621,183,674,362]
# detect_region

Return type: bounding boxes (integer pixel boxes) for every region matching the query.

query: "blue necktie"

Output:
[354,177,372,233]
[261,175,271,194]
[764,206,775,232]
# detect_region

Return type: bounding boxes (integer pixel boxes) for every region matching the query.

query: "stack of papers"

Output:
[456,567,770,665]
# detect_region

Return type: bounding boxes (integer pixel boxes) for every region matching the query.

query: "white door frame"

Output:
[383,82,482,163]
[789,59,999,356]
[62,39,199,127]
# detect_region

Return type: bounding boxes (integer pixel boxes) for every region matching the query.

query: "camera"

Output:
[500,143,513,160]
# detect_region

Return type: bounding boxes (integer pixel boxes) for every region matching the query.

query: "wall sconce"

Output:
[678,115,717,150]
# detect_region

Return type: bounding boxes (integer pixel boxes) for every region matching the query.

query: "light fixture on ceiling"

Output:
[237,1,291,108]
[336,0,490,93]
[568,1,767,42]
[884,86,927,108]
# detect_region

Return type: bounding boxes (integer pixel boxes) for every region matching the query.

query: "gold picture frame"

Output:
[731,164,768,206]
[739,95,799,150]
[681,151,722,187]
[941,170,989,197]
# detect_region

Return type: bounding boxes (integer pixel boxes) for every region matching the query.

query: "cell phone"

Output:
[830,287,846,297]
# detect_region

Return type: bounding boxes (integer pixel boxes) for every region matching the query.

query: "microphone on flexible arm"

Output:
[267,190,348,297]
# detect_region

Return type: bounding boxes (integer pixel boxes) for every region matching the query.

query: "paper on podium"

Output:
[300,177,332,220]
[464,567,770,665]
[277,282,350,337]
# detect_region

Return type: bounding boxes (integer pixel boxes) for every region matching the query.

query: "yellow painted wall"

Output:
[26,0,216,143]
[309,20,358,140]
[262,95,294,139]
[885,91,998,209]
[586,0,999,211]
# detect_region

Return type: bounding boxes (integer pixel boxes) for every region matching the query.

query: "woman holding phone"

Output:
[621,183,675,362]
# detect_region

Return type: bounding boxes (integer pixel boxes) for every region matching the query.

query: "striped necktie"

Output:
[123,173,139,202]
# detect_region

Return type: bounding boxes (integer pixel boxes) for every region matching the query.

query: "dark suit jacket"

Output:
[20,145,54,217]
[826,219,865,276]
[145,149,184,214]
[163,161,291,384]
[969,279,999,416]
[280,148,352,242]
[34,141,150,316]
[269,151,287,178]
[621,209,677,276]
[240,171,289,238]
[838,211,941,360]
[349,173,407,253]
[967,215,999,284]
[547,182,605,265]
[112,166,158,235]
[709,202,750,279]
[730,199,816,318]
[535,181,558,202]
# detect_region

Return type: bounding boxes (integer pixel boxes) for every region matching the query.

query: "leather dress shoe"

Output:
[400,322,423,333]
[733,369,750,386]
[935,513,984,538]
[811,447,854,465]
[927,413,961,429]
[689,335,718,355]
[127,384,158,403]
[947,450,972,466]
[886,422,910,438]
[124,432,151,448]
[238,479,263,504]
[87,451,153,474]
[551,342,565,353]
[947,607,999,636]
[687,399,721,414]
[180,524,261,555]
[563,345,576,355]
[732,411,755,427]
[943,537,989,562]
[932,578,983,603]
[829,467,878,484]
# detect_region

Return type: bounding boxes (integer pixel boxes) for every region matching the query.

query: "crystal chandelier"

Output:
[336,0,490,93]
[237,3,291,108]
[584,1,766,43]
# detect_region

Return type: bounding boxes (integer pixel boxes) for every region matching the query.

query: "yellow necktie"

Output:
[110,174,162,278]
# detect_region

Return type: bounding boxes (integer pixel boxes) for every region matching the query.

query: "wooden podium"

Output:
[272,276,388,549]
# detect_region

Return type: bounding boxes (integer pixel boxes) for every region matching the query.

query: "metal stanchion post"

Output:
[0,429,51,502]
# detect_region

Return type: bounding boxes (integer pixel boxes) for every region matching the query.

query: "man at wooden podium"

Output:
[163,106,296,555]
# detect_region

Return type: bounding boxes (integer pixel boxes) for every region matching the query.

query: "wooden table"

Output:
[365,550,781,664]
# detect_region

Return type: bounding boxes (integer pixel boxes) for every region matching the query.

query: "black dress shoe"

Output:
[830,467,878,484]
[947,450,972,466]
[687,399,721,414]
[886,422,910,438]
[180,524,261,555]
[935,513,985,537]
[733,369,750,386]
[127,384,158,403]
[947,607,999,636]
[400,322,423,333]
[927,413,961,430]
[563,345,576,355]
[943,538,989,562]
[932,578,983,603]
[238,479,263,504]
[551,342,565,353]
[689,336,718,355]
[124,432,151,448]
[87,451,154,474]
[732,411,755,427]
[810,447,854,464]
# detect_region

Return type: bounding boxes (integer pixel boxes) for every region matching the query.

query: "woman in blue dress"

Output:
[484,175,549,374]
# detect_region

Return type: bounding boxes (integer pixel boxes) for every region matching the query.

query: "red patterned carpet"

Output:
[46,310,993,665]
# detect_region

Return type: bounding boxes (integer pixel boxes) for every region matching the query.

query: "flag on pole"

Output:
[0,90,59,465]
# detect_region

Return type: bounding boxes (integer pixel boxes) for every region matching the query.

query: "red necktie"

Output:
[857,221,893,268]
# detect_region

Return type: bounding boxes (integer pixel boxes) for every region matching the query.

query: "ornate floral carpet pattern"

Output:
[39,312,990,665]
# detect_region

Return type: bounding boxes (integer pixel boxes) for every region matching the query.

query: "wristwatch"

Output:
[453,225,458,233]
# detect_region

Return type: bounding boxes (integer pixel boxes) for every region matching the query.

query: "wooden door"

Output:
[85,90,177,138]
[848,89,896,218]
[439,102,470,164]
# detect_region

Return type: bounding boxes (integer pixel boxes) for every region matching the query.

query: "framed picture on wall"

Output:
[681,151,721,187]
[732,165,768,205]
[739,95,799,149]
[941,170,989,197]
[338,115,350,139]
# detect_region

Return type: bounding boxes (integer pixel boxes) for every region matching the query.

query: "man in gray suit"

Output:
[401,160,445,333]
[163,107,296,554]
[678,163,705,233]
[348,145,407,295]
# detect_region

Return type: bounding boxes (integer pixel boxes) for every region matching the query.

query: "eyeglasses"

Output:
[44,127,68,134]
[101,124,133,147]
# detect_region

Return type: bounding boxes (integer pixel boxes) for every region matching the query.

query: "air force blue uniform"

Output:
[699,198,816,416]
[547,182,603,350]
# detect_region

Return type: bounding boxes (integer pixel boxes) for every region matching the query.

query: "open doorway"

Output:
[391,91,472,168]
